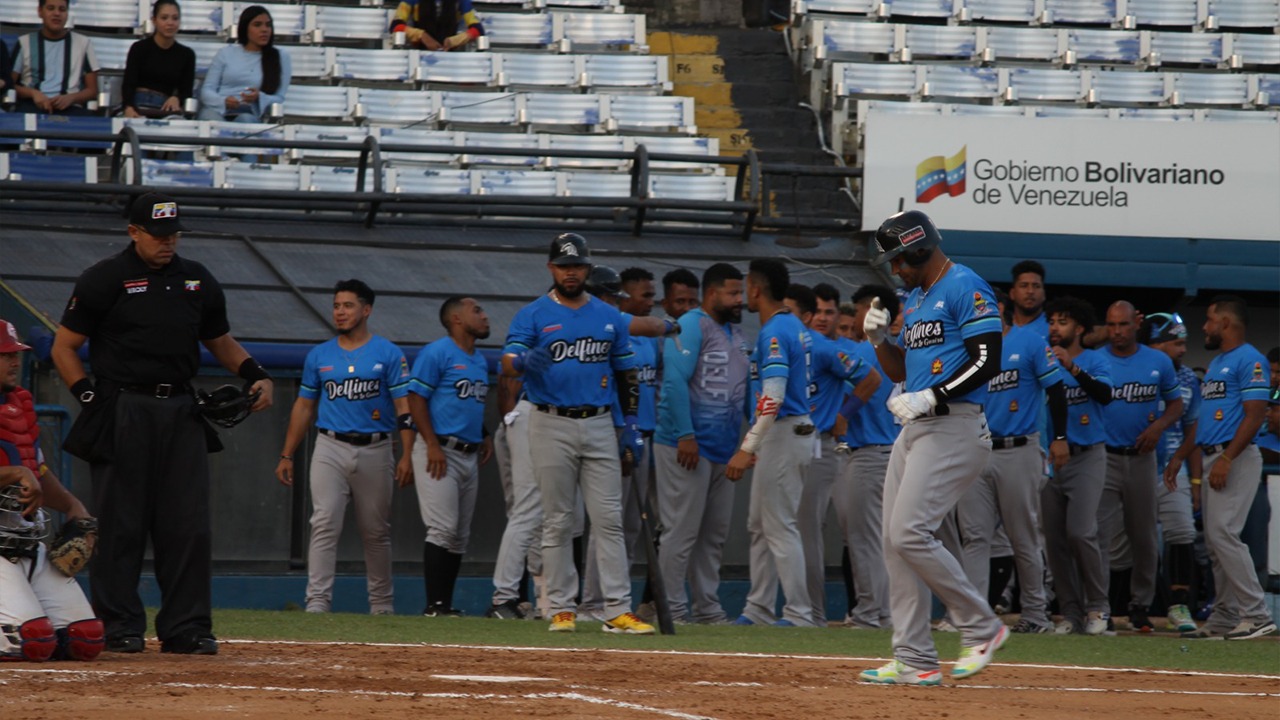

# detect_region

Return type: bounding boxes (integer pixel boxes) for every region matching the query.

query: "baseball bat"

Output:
[626,449,675,635]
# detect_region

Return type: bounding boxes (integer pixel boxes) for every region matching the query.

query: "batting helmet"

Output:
[585,265,629,299]
[873,210,942,268]
[1140,312,1187,346]
[196,383,259,428]
[0,320,32,353]
[548,233,590,266]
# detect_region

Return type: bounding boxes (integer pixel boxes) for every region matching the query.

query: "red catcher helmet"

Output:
[0,320,33,353]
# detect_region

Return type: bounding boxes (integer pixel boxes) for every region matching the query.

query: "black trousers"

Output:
[90,390,212,643]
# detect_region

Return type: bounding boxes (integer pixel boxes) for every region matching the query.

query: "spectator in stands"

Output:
[660,269,700,321]
[11,0,99,116]
[198,6,290,123]
[390,0,485,52]
[122,0,196,118]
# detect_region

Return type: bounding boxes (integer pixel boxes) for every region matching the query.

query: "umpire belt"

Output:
[320,428,390,446]
[991,435,1031,450]
[117,381,191,399]
[440,436,480,454]
[1105,445,1142,457]
[534,404,610,419]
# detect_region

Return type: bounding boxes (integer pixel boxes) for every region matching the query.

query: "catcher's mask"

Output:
[197,383,260,428]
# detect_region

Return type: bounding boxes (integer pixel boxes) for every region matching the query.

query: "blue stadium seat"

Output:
[417,51,500,87]
[1007,67,1087,102]
[887,0,954,19]
[185,37,231,76]
[1151,32,1224,66]
[0,0,40,25]
[1202,108,1280,121]
[285,85,357,121]
[1173,72,1249,105]
[460,132,542,166]
[377,127,463,166]
[123,117,206,153]
[546,134,629,169]
[309,165,379,192]
[334,48,415,83]
[650,174,733,202]
[481,13,558,48]
[1069,29,1141,64]
[502,53,582,90]
[562,169,634,197]
[1258,75,1280,106]
[1127,0,1202,27]
[966,0,1037,23]
[905,25,978,60]
[561,13,646,51]
[1208,0,1280,28]
[313,5,393,41]
[584,55,670,93]
[282,46,333,80]
[1232,35,1280,68]
[1115,107,1196,120]
[1032,105,1110,118]
[814,19,896,59]
[175,0,228,34]
[478,168,561,196]
[985,27,1063,62]
[207,120,287,156]
[793,0,881,17]
[92,36,137,73]
[832,62,920,97]
[68,0,142,31]
[1045,0,1120,25]
[223,161,305,190]
[233,2,307,38]
[3,152,96,183]
[922,65,998,100]
[632,134,721,172]
[138,158,218,187]
[1090,69,1168,104]
[437,91,520,128]
[33,114,114,150]
[524,93,605,128]
[608,95,695,133]
[289,124,370,160]
[391,167,475,194]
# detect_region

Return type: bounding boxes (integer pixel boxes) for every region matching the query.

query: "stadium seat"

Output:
[524,93,605,129]
[832,62,920,97]
[417,51,500,86]
[223,160,305,190]
[91,36,137,73]
[792,0,881,18]
[285,85,358,121]
[1032,105,1110,118]
[233,2,307,38]
[1127,0,1202,27]
[175,0,228,34]
[922,65,998,100]
[984,26,1063,63]
[811,18,895,60]
[1207,0,1280,29]
[123,117,206,153]
[1258,75,1280,105]
[207,120,287,156]
[905,25,978,60]
[502,53,582,90]
[437,91,520,128]
[1069,29,1141,64]
[460,132,543,166]
[1231,35,1280,68]
[377,127,462,165]
[1173,72,1249,106]
[608,95,695,133]
[2,152,97,183]
[32,114,113,151]
[334,48,416,83]
[137,158,219,187]
[1090,69,1168,104]
[186,38,231,75]
[289,124,370,160]
[584,55,670,93]
[68,0,142,31]
[481,13,558,48]
[632,134,720,171]
[1007,67,1087,102]
[1115,107,1196,120]
[356,88,434,125]
[649,174,733,202]
[282,45,332,80]
[887,0,954,19]
[478,168,562,196]
[309,165,379,192]
[561,13,646,51]
[391,166,475,194]
[562,169,634,197]
[0,0,40,25]
[966,0,1037,23]
[1044,0,1120,26]
[313,5,393,41]
[1202,108,1280,122]
[949,104,1028,116]
[546,134,629,169]
[1151,33,1224,66]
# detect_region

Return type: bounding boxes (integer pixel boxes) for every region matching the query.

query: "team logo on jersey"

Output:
[1147,412,1156,423]
[1253,362,1265,383]
[767,337,782,360]
[548,338,612,363]
[931,358,943,375]
[601,375,608,388]
[1064,386,1087,405]
[1045,346,1057,366]
[1080,413,1090,425]
[637,364,658,386]
[1202,379,1227,400]
[1008,400,1019,413]
[184,280,200,292]
[455,378,489,401]
[1214,409,1224,421]
[399,357,409,378]
[371,409,381,421]
[838,351,855,372]
[973,292,992,316]
[1113,382,1158,404]
[324,377,382,401]
[989,368,1019,392]
[902,320,945,350]
[373,363,383,371]
[934,300,945,310]
[1010,354,1021,361]
[124,279,149,295]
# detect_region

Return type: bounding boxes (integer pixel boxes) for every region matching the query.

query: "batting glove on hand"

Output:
[888,388,937,423]
[512,347,552,375]
[619,415,644,458]
[863,298,891,347]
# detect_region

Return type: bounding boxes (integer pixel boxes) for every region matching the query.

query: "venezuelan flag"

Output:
[915,146,967,203]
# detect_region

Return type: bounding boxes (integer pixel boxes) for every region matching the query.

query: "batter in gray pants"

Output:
[1098,451,1160,611]
[834,445,892,628]
[653,443,735,623]
[883,404,1000,670]
[1041,444,1109,629]
[491,401,543,607]
[305,433,395,613]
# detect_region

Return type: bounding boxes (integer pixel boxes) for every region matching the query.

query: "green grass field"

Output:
[206,609,1280,676]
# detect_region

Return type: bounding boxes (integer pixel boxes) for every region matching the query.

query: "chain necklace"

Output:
[914,260,953,310]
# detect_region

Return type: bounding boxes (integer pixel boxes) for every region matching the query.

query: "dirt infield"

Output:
[2,641,1277,719]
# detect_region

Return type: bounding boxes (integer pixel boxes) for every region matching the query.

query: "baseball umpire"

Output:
[51,191,273,655]
[858,210,1005,685]
[502,233,653,635]
[409,296,494,617]
[276,279,413,616]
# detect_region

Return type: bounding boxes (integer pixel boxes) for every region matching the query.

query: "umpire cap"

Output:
[585,265,629,299]
[0,320,32,353]
[129,191,186,236]
[873,210,941,268]
[549,233,591,266]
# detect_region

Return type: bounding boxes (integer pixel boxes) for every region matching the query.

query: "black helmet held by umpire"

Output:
[873,210,942,268]
[585,265,629,299]
[197,383,260,428]
[549,233,591,266]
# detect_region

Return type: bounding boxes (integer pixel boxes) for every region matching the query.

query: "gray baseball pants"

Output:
[1111,469,1197,569]
[1201,445,1270,631]
[491,401,544,605]
[957,437,1050,626]
[833,445,892,628]
[1041,444,1108,628]
[411,443,478,553]
[798,434,840,626]
[304,433,395,613]
[742,415,817,627]
[1098,452,1160,609]
[530,410,632,618]
[653,443,735,623]
[580,437,649,616]
[883,404,1000,671]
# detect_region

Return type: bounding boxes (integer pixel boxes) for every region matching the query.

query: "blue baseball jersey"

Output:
[841,338,900,447]
[610,312,659,430]
[299,335,410,434]
[1101,345,1181,447]
[655,308,751,464]
[809,332,871,433]
[409,337,489,444]
[1199,343,1271,447]
[1157,364,1202,471]
[751,310,812,419]
[1061,349,1111,446]
[1016,313,1050,344]
[897,264,1002,403]
[983,325,1063,438]
[504,294,636,408]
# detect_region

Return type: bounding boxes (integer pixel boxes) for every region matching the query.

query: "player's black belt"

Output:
[793,423,816,436]
[1068,442,1098,456]
[1105,445,1142,456]
[320,428,390,446]
[440,436,480,454]
[1199,442,1252,456]
[116,381,191,399]
[535,404,610,419]
[991,435,1031,450]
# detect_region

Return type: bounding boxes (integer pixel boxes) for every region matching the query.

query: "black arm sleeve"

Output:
[931,331,1002,402]
[615,367,639,417]
[1045,380,1067,440]
[1073,368,1113,405]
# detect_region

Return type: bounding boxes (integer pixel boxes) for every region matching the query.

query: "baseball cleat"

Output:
[1128,607,1154,633]
[951,625,1009,680]
[1083,611,1112,636]
[1053,620,1078,635]
[732,615,756,626]
[549,611,577,633]
[1224,621,1277,641]
[1010,619,1051,634]
[1180,626,1228,640]
[1165,604,1196,633]
[603,612,655,635]
[485,601,527,620]
[773,619,798,627]
[423,603,463,618]
[931,618,958,633]
[105,636,144,654]
[859,660,942,686]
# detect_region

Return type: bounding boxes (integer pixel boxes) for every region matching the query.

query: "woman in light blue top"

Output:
[198,5,290,122]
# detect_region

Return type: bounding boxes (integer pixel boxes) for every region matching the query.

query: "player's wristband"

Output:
[662,319,679,336]
[238,357,271,383]
[1190,477,1202,486]
[398,413,415,431]
[71,378,95,405]
[280,455,293,462]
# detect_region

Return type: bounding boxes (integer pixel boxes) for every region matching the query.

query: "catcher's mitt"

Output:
[49,517,98,576]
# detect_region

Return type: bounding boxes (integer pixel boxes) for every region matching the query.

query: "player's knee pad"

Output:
[0,617,57,661]
[55,619,104,661]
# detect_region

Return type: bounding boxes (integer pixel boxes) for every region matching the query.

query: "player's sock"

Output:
[423,541,450,609]
[518,566,531,605]
[841,546,856,615]
[572,534,585,605]
[1167,543,1195,607]
[988,556,1015,610]
[442,550,464,609]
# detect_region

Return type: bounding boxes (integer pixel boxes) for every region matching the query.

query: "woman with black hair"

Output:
[198,5,291,122]
[122,0,196,118]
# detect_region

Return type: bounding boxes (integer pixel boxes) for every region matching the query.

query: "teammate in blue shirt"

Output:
[1167,296,1275,640]
[408,296,494,617]
[1098,301,1183,633]
[276,280,413,616]
[1008,260,1049,343]
[501,234,652,636]
[1139,313,1201,632]
[1041,296,1114,635]
[957,293,1067,635]
[857,211,1006,685]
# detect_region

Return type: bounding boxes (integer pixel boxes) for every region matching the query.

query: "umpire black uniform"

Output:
[51,191,273,655]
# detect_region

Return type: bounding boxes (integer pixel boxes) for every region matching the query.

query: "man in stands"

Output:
[11,0,99,115]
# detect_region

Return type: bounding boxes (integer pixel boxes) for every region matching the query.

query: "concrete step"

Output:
[647,31,718,56]
[668,54,728,83]
[692,103,743,128]
[701,127,754,156]
[678,83,735,108]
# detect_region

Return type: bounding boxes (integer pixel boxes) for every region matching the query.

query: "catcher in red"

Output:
[0,318,104,662]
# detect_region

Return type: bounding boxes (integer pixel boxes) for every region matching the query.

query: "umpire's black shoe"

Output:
[160,631,218,655]
[485,600,527,620]
[105,635,144,654]
[424,603,463,618]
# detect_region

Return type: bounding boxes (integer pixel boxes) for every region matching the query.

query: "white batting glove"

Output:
[888,388,937,423]
[863,297,890,347]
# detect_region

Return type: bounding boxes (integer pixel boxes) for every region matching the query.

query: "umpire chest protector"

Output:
[0,387,39,472]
